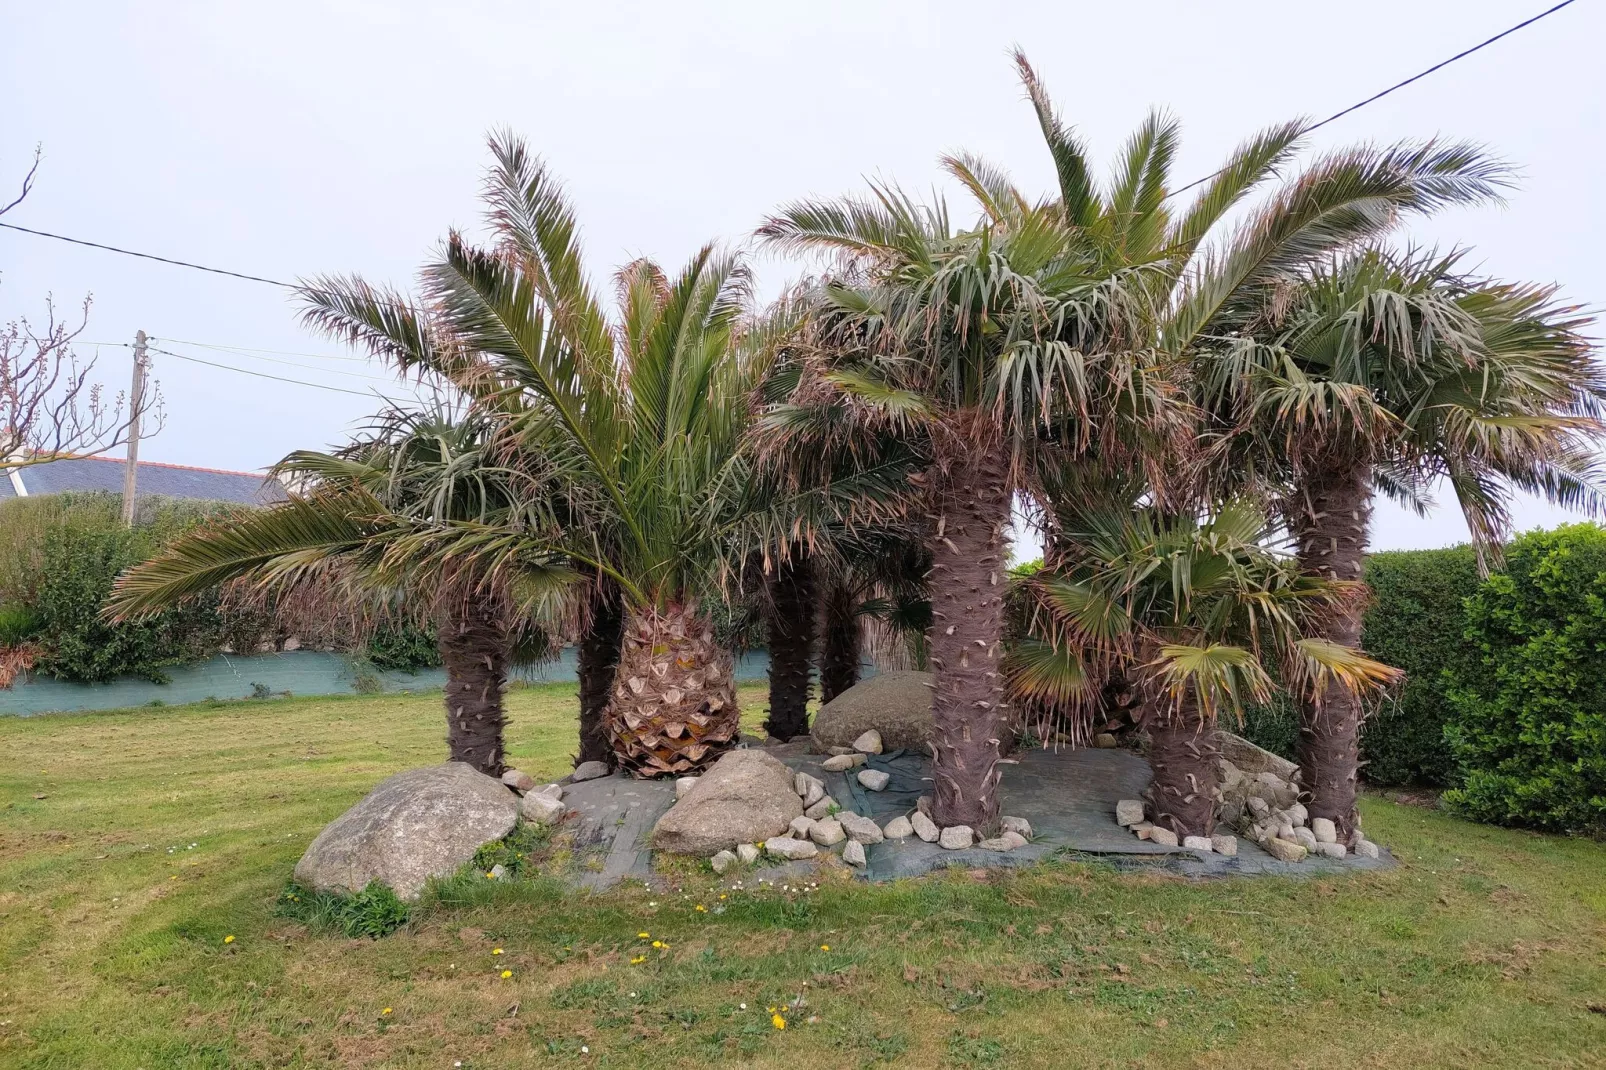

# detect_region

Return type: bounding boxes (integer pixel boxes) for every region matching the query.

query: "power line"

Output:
[154,336,378,363]
[113,341,411,398]
[150,338,399,382]
[0,0,1582,284]
[1165,0,1579,198]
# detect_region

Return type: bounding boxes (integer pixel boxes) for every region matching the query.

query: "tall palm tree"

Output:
[757,52,1502,835]
[1009,500,1397,839]
[761,544,815,741]
[1193,246,1604,839]
[107,407,572,776]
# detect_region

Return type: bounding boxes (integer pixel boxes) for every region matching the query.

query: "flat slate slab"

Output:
[549,743,1393,891]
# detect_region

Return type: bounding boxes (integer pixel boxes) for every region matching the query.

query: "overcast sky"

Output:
[4,0,1601,560]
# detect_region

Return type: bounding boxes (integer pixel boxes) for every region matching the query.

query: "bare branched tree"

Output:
[1,147,163,468]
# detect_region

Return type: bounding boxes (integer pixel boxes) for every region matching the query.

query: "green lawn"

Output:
[2,685,1604,1068]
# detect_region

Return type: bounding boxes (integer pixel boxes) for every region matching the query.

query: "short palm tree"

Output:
[107,407,571,776]
[300,134,828,776]
[1009,500,1397,839]
[757,52,1501,835]
[1193,246,1604,839]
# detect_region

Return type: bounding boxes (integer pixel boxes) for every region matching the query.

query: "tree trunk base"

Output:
[1144,696,1219,840]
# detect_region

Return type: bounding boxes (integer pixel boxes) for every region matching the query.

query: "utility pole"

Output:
[121,329,147,527]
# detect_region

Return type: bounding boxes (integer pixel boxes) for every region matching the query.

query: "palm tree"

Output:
[1193,246,1604,839]
[107,407,572,776]
[1008,500,1397,839]
[761,544,815,741]
[756,52,1502,835]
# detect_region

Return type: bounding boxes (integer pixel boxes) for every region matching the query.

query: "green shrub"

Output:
[1233,693,1298,761]
[278,881,409,938]
[1359,546,1482,787]
[0,602,42,646]
[1442,523,1606,835]
[364,623,442,671]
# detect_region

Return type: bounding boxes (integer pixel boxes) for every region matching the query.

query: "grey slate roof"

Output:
[1,456,286,505]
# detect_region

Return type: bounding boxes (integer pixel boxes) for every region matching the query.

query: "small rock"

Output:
[789,816,815,840]
[571,760,610,782]
[1094,732,1119,749]
[1218,800,1244,828]
[488,863,508,880]
[763,836,818,860]
[520,792,565,826]
[804,796,839,821]
[1311,817,1337,844]
[1000,816,1033,839]
[977,836,1017,851]
[794,772,823,799]
[915,794,933,817]
[710,849,737,874]
[857,769,891,792]
[1313,841,1346,859]
[675,776,700,800]
[1275,820,1296,842]
[1148,827,1179,847]
[1292,826,1319,852]
[842,839,866,867]
[883,815,914,839]
[827,746,855,756]
[802,781,826,808]
[1246,796,1271,819]
[938,825,974,850]
[821,753,865,772]
[1287,802,1309,826]
[1182,835,1214,852]
[1354,839,1381,859]
[1264,836,1307,863]
[851,729,884,755]
[501,769,536,792]
[1210,834,1238,857]
[1000,830,1029,850]
[809,819,845,846]
[535,783,563,800]
[838,811,884,844]
[1115,799,1146,826]
[910,811,940,843]
[1132,822,1155,840]
[736,843,760,865]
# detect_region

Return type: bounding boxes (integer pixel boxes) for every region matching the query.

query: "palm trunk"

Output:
[926,444,1012,836]
[819,581,861,704]
[576,583,623,768]
[437,595,509,778]
[1143,692,1218,839]
[763,549,815,741]
[603,600,740,776]
[1290,461,1373,843]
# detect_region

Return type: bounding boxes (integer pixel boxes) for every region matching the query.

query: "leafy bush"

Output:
[278,880,409,938]
[0,603,41,646]
[1442,524,1606,835]
[364,623,442,671]
[1359,546,1482,787]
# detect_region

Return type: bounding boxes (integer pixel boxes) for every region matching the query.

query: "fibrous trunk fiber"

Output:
[1290,461,1372,842]
[603,601,740,777]
[926,444,1012,836]
[1143,693,1219,839]
[576,583,623,768]
[437,595,509,777]
[764,549,815,741]
[819,581,861,705]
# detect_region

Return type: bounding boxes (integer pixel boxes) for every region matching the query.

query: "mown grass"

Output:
[2,683,1604,1068]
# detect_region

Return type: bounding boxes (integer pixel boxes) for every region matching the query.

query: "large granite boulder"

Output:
[810,671,933,753]
[294,763,518,900]
[1215,730,1300,782]
[651,749,801,855]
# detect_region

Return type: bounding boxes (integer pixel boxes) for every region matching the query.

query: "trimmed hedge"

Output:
[1442,524,1606,835]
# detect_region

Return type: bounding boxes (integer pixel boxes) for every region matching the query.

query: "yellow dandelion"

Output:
[223,935,235,944]
[695,904,706,913]
[630,955,646,965]
[638,931,650,939]
[492,948,504,955]
[719,894,727,900]
[484,871,495,879]
[500,969,512,979]
[772,1013,787,1030]
[381,1008,392,1016]
[651,940,663,949]
[820,944,830,951]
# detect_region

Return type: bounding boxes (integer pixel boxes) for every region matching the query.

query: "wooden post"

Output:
[121,330,147,527]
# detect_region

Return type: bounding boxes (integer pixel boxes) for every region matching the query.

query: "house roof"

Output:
[1,456,287,506]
